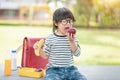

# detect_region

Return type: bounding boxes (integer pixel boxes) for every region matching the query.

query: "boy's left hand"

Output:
[67,33,75,42]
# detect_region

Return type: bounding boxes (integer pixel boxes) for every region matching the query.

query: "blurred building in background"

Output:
[0,0,52,21]
[0,0,76,25]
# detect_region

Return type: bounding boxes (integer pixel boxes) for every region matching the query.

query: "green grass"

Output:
[0,26,120,65]
[75,29,120,65]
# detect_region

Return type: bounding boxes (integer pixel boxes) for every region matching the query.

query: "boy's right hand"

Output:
[33,41,39,50]
[33,39,45,56]
[33,41,40,56]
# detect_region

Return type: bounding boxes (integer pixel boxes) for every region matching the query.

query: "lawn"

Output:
[75,29,120,65]
[0,26,120,65]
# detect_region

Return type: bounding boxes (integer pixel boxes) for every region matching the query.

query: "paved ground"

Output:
[78,65,120,80]
[0,64,120,80]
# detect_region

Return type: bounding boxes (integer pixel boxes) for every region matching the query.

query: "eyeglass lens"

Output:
[61,19,73,25]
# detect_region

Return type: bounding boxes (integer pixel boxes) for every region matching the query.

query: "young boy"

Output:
[34,7,87,80]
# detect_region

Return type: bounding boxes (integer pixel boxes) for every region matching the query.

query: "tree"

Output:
[75,0,94,28]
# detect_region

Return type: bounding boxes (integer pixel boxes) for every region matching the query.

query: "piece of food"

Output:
[35,39,45,56]
[67,28,76,35]
[66,27,76,35]
[35,68,42,72]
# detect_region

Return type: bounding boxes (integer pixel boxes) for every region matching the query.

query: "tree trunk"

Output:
[95,13,101,23]
[86,17,90,28]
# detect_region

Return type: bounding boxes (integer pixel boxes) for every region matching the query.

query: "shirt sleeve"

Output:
[43,38,51,56]
[72,38,81,57]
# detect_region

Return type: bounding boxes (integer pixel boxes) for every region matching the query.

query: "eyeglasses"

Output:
[61,19,74,25]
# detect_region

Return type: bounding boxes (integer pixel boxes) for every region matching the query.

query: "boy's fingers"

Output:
[33,41,38,49]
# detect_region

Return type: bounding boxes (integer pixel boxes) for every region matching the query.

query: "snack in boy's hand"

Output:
[34,39,45,56]
[65,27,76,36]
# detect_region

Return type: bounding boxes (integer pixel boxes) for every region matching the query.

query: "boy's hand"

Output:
[33,41,39,50]
[66,27,76,41]
[67,33,75,42]
[33,39,45,56]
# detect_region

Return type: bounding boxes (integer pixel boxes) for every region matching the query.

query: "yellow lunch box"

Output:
[18,67,45,78]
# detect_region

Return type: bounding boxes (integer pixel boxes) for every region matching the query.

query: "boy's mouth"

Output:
[65,27,69,30]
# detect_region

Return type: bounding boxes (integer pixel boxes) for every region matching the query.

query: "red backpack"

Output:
[21,37,48,69]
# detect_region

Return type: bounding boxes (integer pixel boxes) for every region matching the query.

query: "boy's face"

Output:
[55,18,74,36]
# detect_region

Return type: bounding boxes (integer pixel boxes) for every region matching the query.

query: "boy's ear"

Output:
[54,21,58,26]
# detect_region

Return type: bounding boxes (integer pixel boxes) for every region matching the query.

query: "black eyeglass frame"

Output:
[60,19,74,25]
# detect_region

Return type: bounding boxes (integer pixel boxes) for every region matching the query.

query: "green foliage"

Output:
[100,13,120,27]
[73,0,120,28]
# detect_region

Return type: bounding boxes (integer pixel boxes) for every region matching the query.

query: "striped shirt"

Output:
[43,33,81,68]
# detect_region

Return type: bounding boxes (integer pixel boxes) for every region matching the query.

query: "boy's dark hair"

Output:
[53,7,76,33]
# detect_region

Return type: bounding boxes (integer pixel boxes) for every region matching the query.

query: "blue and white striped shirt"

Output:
[43,33,81,68]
